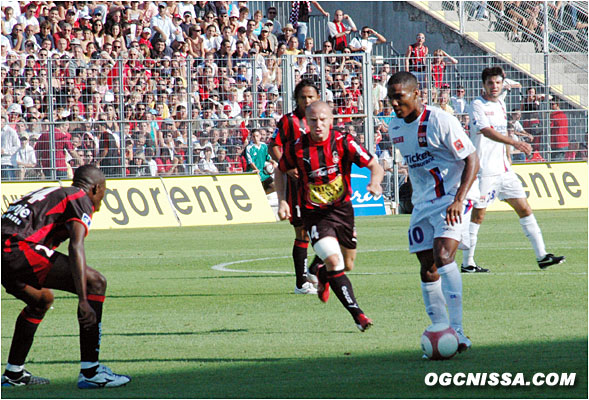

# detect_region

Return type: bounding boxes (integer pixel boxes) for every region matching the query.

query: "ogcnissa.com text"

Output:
[425,372,576,387]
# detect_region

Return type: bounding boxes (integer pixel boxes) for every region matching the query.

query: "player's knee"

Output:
[313,238,344,272]
[87,269,107,295]
[420,266,438,282]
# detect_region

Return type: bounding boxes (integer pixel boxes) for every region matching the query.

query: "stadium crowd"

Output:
[0,1,586,184]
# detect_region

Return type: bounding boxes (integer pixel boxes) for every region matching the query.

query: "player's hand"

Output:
[514,140,532,155]
[366,182,382,197]
[445,200,463,226]
[286,168,299,179]
[78,300,97,330]
[278,200,291,220]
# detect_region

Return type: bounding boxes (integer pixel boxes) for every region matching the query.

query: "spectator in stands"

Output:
[327,9,357,52]
[278,23,296,46]
[349,26,387,55]
[435,90,454,115]
[289,1,329,49]
[151,2,174,47]
[258,24,275,56]
[550,98,569,161]
[1,113,20,180]
[431,49,458,88]
[520,87,543,153]
[11,133,36,180]
[450,84,468,114]
[405,32,428,88]
[199,146,218,173]
[264,6,282,36]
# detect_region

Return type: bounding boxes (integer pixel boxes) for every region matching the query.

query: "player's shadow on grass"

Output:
[4,338,586,399]
[8,329,249,340]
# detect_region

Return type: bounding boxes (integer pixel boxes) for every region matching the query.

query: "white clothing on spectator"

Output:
[12,143,36,168]
[1,125,19,166]
[349,36,378,54]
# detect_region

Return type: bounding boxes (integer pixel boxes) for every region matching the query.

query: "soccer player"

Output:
[387,72,479,352]
[276,101,384,331]
[464,66,565,272]
[245,129,274,194]
[269,79,322,295]
[1,165,131,389]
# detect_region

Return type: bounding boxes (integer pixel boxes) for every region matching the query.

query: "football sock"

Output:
[317,264,328,284]
[293,239,309,288]
[437,262,463,331]
[420,279,449,325]
[80,294,104,367]
[4,363,24,379]
[308,255,323,276]
[7,307,44,366]
[465,222,480,266]
[519,214,547,260]
[327,271,362,318]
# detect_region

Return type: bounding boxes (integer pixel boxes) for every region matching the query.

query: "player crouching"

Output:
[1,165,130,389]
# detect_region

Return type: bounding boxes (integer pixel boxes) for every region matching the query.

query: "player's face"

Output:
[387,83,420,120]
[306,104,333,142]
[483,75,503,100]
[296,86,319,111]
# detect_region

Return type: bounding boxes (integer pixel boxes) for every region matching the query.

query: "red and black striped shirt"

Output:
[279,130,374,210]
[2,186,94,250]
[271,109,309,148]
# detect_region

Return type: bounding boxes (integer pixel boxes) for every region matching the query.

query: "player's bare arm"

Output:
[274,166,291,220]
[480,126,532,155]
[446,152,479,226]
[67,220,96,329]
[365,157,384,196]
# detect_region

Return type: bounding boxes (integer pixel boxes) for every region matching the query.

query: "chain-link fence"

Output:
[1,52,587,208]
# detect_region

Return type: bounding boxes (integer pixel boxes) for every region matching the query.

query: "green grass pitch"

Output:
[1,209,587,399]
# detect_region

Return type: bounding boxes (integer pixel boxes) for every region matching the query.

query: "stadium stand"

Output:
[1,1,587,199]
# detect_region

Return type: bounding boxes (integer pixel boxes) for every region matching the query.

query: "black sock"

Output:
[7,307,44,366]
[81,365,99,378]
[317,264,328,284]
[327,271,363,318]
[308,255,323,276]
[293,239,309,288]
[80,294,104,366]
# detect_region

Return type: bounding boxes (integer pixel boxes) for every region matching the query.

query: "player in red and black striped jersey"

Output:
[276,101,384,331]
[1,165,131,389]
[269,79,322,295]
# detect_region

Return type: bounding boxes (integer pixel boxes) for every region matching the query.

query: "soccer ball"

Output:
[263,161,275,175]
[420,323,459,360]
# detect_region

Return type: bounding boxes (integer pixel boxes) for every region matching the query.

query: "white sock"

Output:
[80,361,99,370]
[5,363,24,373]
[519,214,547,260]
[420,279,449,325]
[437,262,463,331]
[465,222,480,266]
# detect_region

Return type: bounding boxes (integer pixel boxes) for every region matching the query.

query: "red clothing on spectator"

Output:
[34,129,73,172]
[432,62,446,88]
[408,44,428,72]
[138,37,153,49]
[337,105,358,123]
[550,109,569,149]
[332,21,347,51]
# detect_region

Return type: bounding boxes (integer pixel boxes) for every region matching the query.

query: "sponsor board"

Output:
[351,164,387,216]
[487,162,587,211]
[1,174,275,229]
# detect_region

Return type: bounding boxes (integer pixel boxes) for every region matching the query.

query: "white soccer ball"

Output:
[421,323,459,360]
[263,161,275,175]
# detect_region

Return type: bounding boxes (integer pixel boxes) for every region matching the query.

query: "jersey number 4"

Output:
[26,187,60,204]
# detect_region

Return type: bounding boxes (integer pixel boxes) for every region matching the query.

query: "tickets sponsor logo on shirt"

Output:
[404,151,434,168]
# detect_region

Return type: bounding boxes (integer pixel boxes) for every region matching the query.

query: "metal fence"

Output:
[1,53,587,206]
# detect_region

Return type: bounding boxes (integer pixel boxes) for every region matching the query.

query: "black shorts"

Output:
[1,239,65,294]
[302,202,357,249]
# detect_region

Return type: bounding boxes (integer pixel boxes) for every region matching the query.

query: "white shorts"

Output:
[408,194,469,254]
[474,171,526,209]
